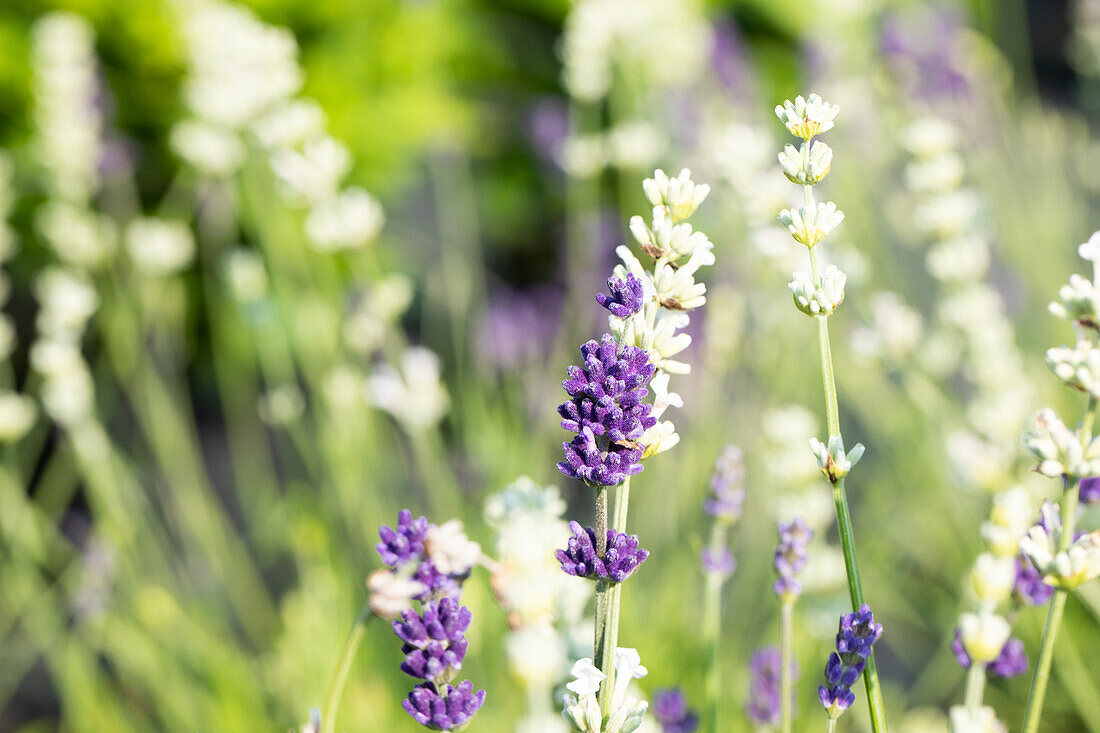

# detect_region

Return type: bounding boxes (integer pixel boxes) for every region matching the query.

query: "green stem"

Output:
[780,598,795,733]
[599,478,631,717]
[964,661,987,711]
[804,196,887,732]
[594,486,610,713]
[321,603,375,733]
[825,717,838,733]
[1021,394,1096,733]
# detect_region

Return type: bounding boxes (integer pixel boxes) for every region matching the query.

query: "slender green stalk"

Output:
[598,478,631,717]
[702,521,729,733]
[825,717,838,733]
[321,603,375,733]
[964,661,987,711]
[780,598,795,733]
[805,222,888,733]
[594,485,611,714]
[1022,395,1096,732]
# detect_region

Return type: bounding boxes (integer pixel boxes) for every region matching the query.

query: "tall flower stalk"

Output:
[774,94,888,733]
[1019,232,1100,732]
[558,169,714,732]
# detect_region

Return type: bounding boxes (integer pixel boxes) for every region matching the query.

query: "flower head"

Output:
[1046,341,1100,397]
[778,141,832,185]
[1014,555,1055,606]
[818,605,883,720]
[746,647,794,726]
[425,520,481,577]
[705,445,746,521]
[629,209,714,267]
[773,518,813,598]
[789,265,846,317]
[951,629,1028,679]
[367,569,427,620]
[652,688,699,733]
[556,521,649,583]
[559,334,657,443]
[1024,408,1100,479]
[1019,501,1100,590]
[809,435,865,483]
[393,597,472,682]
[402,680,485,731]
[1049,273,1100,328]
[958,612,1010,664]
[778,202,844,248]
[774,94,840,140]
[597,273,647,318]
[642,168,710,222]
[378,510,431,568]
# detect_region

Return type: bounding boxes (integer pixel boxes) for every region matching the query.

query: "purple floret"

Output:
[559,334,657,443]
[701,546,736,578]
[559,427,645,487]
[393,598,472,682]
[555,520,649,583]
[653,688,699,733]
[1080,475,1100,505]
[746,647,793,726]
[377,510,430,568]
[1014,556,1054,606]
[401,680,485,731]
[596,273,647,318]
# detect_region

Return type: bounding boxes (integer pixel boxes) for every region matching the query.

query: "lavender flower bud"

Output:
[377,509,430,568]
[1081,475,1100,505]
[559,334,658,443]
[653,688,699,733]
[704,445,746,522]
[559,427,646,487]
[1013,556,1054,606]
[597,274,646,318]
[773,518,813,599]
[817,605,883,720]
[402,680,485,731]
[556,521,649,583]
[393,598,472,683]
[700,547,735,578]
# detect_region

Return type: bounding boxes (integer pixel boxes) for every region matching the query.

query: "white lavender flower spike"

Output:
[778,201,844,248]
[971,553,1016,605]
[789,265,846,317]
[778,141,832,185]
[809,435,865,484]
[652,248,711,311]
[1045,341,1100,396]
[774,93,840,140]
[1019,501,1100,590]
[642,168,710,222]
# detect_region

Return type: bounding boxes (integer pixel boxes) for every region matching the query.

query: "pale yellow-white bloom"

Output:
[778,201,844,247]
[366,569,425,620]
[948,704,1005,733]
[789,265,846,317]
[125,218,195,276]
[424,519,481,576]
[1019,501,1100,590]
[170,120,245,178]
[641,168,710,222]
[958,611,1010,664]
[971,553,1015,605]
[304,187,385,251]
[774,93,840,140]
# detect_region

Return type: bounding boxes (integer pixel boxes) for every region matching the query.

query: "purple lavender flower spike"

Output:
[951,629,1028,679]
[393,598,472,682]
[1080,475,1100,505]
[556,521,649,583]
[704,445,746,521]
[746,647,795,726]
[701,546,736,578]
[596,273,646,318]
[818,605,883,720]
[653,688,699,733]
[1014,556,1054,606]
[773,518,813,598]
[559,334,657,442]
[402,680,485,731]
[377,510,430,568]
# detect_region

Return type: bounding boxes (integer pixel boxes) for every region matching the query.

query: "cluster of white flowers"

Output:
[774,94,841,140]
[125,218,196,277]
[560,0,710,103]
[607,169,712,460]
[948,703,1007,733]
[365,346,450,432]
[1049,272,1100,327]
[486,478,587,733]
[1046,340,1100,396]
[31,13,102,205]
[809,434,865,484]
[1019,502,1100,590]
[1025,407,1100,479]
[173,1,384,253]
[789,265,846,317]
[562,650,649,733]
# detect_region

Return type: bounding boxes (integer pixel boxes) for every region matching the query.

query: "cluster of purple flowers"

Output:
[773,518,813,598]
[403,681,486,731]
[653,688,699,733]
[950,630,1028,679]
[556,520,649,583]
[393,598,471,682]
[558,334,657,486]
[818,605,883,719]
[745,647,795,726]
[596,273,646,318]
[377,510,462,600]
[377,511,484,731]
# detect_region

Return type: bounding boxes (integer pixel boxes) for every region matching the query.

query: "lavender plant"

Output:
[817,605,884,731]
[773,93,887,732]
[557,168,714,732]
[1018,245,1100,730]
[773,519,813,733]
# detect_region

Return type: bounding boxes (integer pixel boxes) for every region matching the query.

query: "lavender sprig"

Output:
[393,598,472,683]
[818,605,883,721]
[773,518,813,599]
[746,647,795,727]
[597,273,647,318]
[402,680,486,731]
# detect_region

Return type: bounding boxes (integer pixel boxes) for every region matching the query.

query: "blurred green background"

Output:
[0,0,1098,732]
